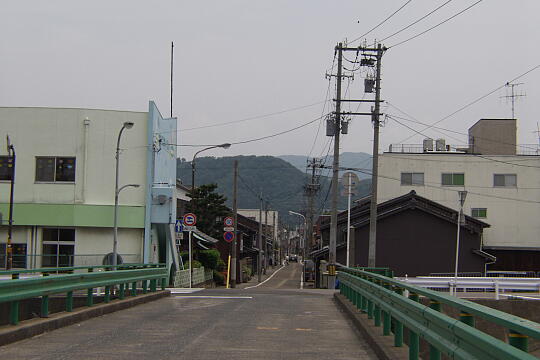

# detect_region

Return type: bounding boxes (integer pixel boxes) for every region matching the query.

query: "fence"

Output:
[173,267,213,288]
[0,264,168,326]
[338,266,540,360]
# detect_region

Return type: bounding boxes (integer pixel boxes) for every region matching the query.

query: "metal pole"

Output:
[329,42,343,288]
[367,43,384,268]
[258,192,263,283]
[6,138,15,270]
[113,126,126,269]
[454,191,467,295]
[231,160,238,288]
[346,174,352,267]
[264,205,269,272]
[189,230,192,288]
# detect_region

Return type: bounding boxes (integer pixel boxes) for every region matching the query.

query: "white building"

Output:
[378,119,540,269]
[0,102,180,273]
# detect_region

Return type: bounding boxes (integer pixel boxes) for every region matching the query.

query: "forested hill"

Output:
[176,155,371,224]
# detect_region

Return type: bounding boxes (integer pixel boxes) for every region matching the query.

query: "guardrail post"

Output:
[367,299,374,319]
[161,277,167,290]
[87,288,93,306]
[408,292,420,360]
[142,280,148,294]
[104,286,111,303]
[41,295,49,317]
[66,291,74,312]
[361,293,367,313]
[459,311,475,327]
[382,281,391,336]
[131,282,137,296]
[119,283,125,299]
[429,300,442,360]
[150,278,157,292]
[10,301,19,325]
[394,287,403,347]
[508,330,528,352]
[374,303,381,327]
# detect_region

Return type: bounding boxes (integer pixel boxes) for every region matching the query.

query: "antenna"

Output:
[500,82,526,119]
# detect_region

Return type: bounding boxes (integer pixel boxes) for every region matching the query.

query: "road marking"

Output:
[169,288,205,294]
[244,265,285,289]
[257,326,279,330]
[295,328,312,331]
[174,296,253,299]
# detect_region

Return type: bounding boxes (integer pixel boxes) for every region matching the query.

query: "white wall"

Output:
[378,153,540,248]
[0,107,148,206]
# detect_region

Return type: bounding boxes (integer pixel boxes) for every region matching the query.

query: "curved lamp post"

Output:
[113,121,137,268]
[191,143,231,190]
[289,210,307,262]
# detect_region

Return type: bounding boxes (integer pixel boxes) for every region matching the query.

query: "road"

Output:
[0,263,377,360]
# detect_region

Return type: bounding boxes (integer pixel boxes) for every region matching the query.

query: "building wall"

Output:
[469,119,516,155]
[378,153,540,248]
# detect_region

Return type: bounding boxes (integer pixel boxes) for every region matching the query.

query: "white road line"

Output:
[169,288,205,294]
[175,296,253,299]
[244,265,285,289]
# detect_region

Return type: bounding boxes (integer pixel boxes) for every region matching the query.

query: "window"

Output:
[494,174,517,187]
[0,156,14,181]
[442,173,464,186]
[35,157,76,182]
[401,172,424,185]
[471,208,487,218]
[42,228,75,267]
[0,243,27,269]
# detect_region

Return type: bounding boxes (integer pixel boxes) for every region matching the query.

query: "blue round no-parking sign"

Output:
[223,231,235,243]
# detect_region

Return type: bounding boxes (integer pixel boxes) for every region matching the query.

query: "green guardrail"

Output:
[0,264,168,326]
[338,267,540,360]
[0,263,164,279]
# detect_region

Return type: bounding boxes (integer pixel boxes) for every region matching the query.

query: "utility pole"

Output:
[6,136,15,271]
[230,160,238,288]
[258,192,263,283]
[272,211,276,267]
[305,158,321,258]
[367,43,384,267]
[328,43,343,287]
[170,41,174,118]
[264,204,269,272]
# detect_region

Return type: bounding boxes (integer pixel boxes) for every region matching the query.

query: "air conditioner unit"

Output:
[436,138,446,151]
[423,138,433,152]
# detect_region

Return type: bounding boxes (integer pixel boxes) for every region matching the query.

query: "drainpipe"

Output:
[77,118,90,203]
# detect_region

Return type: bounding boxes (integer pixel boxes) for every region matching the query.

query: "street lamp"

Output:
[289,211,307,262]
[453,190,467,295]
[191,143,231,190]
[113,121,136,268]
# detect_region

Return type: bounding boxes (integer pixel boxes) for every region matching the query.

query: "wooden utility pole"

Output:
[258,192,263,283]
[230,160,238,288]
[306,158,321,254]
[264,205,269,273]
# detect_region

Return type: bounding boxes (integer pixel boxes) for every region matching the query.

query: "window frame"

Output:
[471,208,487,218]
[0,155,14,181]
[400,172,425,186]
[493,174,517,188]
[35,156,76,183]
[441,172,465,186]
[41,228,76,268]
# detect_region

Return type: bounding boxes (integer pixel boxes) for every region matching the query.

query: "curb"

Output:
[334,292,409,360]
[0,290,170,347]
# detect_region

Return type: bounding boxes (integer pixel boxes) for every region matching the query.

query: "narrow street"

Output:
[0,263,377,360]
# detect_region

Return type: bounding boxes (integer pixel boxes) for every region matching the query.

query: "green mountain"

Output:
[176,155,371,224]
[278,152,372,180]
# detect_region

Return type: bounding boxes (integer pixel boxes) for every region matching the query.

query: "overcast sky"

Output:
[1,1,539,161]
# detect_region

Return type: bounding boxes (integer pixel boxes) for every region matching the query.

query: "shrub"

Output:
[197,249,221,270]
[184,260,202,269]
[213,269,225,285]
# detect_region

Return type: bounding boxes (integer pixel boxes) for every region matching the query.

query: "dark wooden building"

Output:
[317,191,492,277]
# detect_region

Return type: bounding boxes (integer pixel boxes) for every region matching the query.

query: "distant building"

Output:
[379,119,540,270]
[0,102,180,276]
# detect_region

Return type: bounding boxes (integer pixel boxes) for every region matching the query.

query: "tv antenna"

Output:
[500,82,526,119]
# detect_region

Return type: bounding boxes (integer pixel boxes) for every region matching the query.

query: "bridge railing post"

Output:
[408,292,420,360]
[429,299,442,360]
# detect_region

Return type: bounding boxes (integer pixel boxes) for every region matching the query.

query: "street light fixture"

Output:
[113,121,136,268]
[191,143,231,190]
[453,190,467,295]
[289,211,307,262]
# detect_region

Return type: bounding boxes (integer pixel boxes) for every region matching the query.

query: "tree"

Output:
[187,183,230,238]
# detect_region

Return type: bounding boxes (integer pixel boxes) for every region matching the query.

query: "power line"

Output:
[350,0,414,44]
[393,63,540,144]
[380,0,453,42]
[389,0,483,48]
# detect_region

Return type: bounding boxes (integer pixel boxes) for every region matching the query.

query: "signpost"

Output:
[224,231,235,243]
[342,172,360,267]
[183,213,197,288]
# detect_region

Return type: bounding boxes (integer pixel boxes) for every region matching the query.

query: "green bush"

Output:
[184,260,202,269]
[213,270,225,285]
[216,258,226,272]
[242,265,252,277]
[197,249,221,270]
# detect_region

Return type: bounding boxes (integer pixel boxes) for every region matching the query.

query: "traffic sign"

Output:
[223,226,234,232]
[224,216,234,227]
[183,213,197,226]
[175,219,184,233]
[341,171,360,196]
[184,226,197,232]
[223,231,235,243]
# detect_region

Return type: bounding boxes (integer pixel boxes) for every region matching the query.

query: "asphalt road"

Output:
[0,263,377,360]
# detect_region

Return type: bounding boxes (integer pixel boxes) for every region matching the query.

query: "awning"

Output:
[192,229,219,244]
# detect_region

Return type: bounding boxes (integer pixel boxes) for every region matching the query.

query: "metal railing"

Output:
[0,263,168,326]
[338,266,540,360]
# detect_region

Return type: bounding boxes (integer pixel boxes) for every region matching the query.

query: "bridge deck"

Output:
[0,263,377,360]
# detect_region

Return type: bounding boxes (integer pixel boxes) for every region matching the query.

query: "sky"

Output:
[1,1,539,161]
